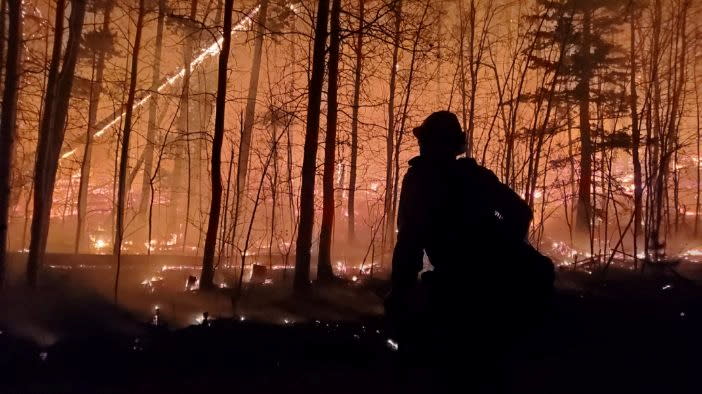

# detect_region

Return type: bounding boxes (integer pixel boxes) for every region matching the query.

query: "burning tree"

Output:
[527,0,627,248]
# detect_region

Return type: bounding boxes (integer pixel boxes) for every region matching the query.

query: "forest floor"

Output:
[2,256,702,393]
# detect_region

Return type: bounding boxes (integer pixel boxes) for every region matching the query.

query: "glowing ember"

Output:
[141,276,165,293]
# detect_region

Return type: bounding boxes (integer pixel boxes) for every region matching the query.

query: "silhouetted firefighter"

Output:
[386,111,554,392]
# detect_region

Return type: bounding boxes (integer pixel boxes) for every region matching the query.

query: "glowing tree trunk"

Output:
[201,0,235,291]
[114,0,146,301]
[294,0,329,293]
[26,0,87,287]
[347,0,364,243]
[75,3,113,253]
[318,0,341,283]
[0,0,22,286]
[139,0,165,215]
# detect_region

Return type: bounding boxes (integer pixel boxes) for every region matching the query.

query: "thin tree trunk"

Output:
[390,0,431,247]
[695,22,701,236]
[294,0,330,293]
[575,9,593,244]
[384,0,402,251]
[200,0,235,290]
[171,0,199,245]
[648,0,662,256]
[0,0,21,286]
[466,0,476,157]
[0,0,5,86]
[27,0,86,287]
[318,0,341,283]
[234,0,269,238]
[139,0,164,215]
[75,4,113,253]
[114,0,146,301]
[347,0,364,243]
[629,1,642,265]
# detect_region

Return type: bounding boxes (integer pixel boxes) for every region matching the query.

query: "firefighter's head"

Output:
[412,111,466,157]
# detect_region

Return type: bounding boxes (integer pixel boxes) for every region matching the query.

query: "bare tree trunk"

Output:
[390,0,431,248]
[628,1,642,265]
[114,0,146,301]
[650,0,688,258]
[139,0,164,215]
[347,0,364,243]
[466,0,476,157]
[0,0,21,286]
[318,0,341,283]
[0,0,5,86]
[294,0,329,293]
[575,9,593,244]
[201,0,235,291]
[171,0,200,245]
[458,0,467,134]
[695,22,701,236]
[234,0,269,237]
[268,122,279,269]
[647,0,662,256]
[75,4,113,253]
[383,0,402,251]
[26,0,86,287]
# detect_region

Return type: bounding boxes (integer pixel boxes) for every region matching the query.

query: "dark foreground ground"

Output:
[2,264,702,394]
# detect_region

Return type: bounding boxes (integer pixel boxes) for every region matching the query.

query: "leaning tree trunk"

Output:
[293,0,330,293]
[233,0,269,239]
[75,3,113,253]
[317,0,341,283]
[139,0,164,215]
[0,0,22,286]
[114,0,146,301]
[26,0,87,287]
[347,0,364,243]
[574,9,593,246]
[200,0,235,291]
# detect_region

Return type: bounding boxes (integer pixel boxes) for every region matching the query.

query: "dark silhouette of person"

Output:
[386,111,553,393]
